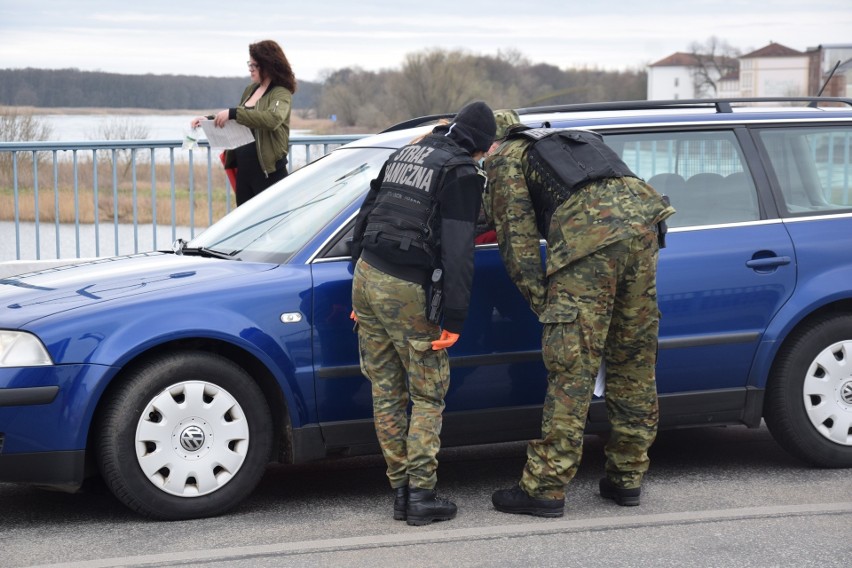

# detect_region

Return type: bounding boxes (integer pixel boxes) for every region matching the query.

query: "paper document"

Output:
[594,362,606,397]
[199,119,254,150]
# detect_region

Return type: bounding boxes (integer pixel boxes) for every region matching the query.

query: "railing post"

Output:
[0,135,367,262]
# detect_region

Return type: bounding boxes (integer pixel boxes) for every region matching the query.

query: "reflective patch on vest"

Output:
[384,144,438,193]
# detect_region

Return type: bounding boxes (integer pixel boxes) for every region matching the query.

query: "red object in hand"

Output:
[431,330,460,350]
[219,152,237,193]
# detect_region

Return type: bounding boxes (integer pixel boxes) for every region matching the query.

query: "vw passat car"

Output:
[2,97,852,520]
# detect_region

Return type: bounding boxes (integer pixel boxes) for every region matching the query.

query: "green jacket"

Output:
[222,83,292,175]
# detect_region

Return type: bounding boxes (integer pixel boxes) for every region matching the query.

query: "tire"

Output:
[764,313,852,468]
[96,351,273,520]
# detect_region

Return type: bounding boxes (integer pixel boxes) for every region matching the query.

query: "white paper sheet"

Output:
[594,361,606,397]
[199,119,254,150]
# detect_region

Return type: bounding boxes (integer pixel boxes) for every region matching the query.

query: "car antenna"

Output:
[809,60,841,107]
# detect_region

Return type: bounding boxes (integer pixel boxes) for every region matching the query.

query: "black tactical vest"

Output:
[510,128,638,238]
[363,134,473,261]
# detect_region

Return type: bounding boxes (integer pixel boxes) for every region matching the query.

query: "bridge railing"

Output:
[0,135,367,261]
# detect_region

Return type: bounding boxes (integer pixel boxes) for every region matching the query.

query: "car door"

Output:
[311,224,548,448]
[605,129,797,400]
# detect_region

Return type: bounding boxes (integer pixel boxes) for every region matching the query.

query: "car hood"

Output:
[0,252,277,328]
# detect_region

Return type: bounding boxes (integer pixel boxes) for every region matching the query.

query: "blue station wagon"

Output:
[1,97,852,519]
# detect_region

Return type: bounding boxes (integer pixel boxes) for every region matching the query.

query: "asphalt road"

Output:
[1,424,850,568]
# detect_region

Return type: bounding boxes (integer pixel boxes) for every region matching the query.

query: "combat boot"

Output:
[393,486,408,521]
[405,487,457,526]
[491,485,564,517]
[599,478,641,506]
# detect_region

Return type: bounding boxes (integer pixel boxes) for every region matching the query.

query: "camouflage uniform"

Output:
[352,258,449,490]
[484,136,675,499]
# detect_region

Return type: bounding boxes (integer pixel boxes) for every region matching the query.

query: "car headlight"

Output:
[0,330,53,367]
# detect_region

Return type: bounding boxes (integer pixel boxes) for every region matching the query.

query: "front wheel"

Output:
[765,313,852,467]
[96,351,273,519]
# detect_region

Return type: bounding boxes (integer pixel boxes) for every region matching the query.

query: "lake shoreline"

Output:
[1,105,365,135]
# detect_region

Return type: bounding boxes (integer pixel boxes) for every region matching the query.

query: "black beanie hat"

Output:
[444,101,497,154]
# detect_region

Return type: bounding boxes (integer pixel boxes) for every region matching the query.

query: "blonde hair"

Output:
[409,118,451,144]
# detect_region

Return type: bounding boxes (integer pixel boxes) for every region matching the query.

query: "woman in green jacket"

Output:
[193,40,296,205]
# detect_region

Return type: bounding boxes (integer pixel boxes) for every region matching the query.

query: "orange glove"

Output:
[350,310,358,322]
[431,330,460,350]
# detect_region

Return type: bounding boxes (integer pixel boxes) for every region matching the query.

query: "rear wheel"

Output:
[97,351,273,519]
[765,314,852,467]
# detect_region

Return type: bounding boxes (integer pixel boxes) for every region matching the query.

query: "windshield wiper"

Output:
[181,246,240,260]
[171,238,238,260]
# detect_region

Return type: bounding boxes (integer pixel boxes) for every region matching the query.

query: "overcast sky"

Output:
[2,1,850,83]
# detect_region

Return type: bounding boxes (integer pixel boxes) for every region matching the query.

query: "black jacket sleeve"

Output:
[438,166,485,334]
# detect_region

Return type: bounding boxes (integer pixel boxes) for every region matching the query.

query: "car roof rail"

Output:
[515,97,852,116]
[380,113,456,133]
[380,97,852,134]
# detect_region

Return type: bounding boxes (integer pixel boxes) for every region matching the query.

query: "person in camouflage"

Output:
[484,116,675,517]
[351,101,496,525]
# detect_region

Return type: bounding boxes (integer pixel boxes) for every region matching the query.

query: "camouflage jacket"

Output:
[483,136,675,318]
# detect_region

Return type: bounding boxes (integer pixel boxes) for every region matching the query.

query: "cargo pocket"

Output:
[407,338,450,404]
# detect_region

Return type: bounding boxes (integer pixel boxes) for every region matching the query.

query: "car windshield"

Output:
[185,147,393,264]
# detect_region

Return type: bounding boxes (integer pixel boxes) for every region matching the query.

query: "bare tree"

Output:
[0,107,54,176]
[88,117,151,176]
[388,49,495,118]
[689,37,741,97]
[0,107,53,142]
[318,67,387,127]
[88,116,150,142]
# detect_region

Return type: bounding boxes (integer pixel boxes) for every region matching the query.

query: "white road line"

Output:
[27,502,852,568]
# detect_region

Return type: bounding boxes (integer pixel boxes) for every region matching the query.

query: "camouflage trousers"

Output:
[351,258,449,490]
[521,230,661,500]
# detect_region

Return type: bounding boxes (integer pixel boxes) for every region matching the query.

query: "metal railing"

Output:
[0,135,367,261]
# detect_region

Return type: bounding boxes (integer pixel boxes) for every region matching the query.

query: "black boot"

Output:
[491,485,564,517]
[406,487,457,526]
[599,478,641,506]
[393,486,408,521]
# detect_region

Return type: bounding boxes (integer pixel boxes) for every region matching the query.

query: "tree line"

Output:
[1,48,647,130]
[319,49,646,130]
[0,68,322,112]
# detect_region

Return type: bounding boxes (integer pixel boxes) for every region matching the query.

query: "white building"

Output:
[647,42,851,100]
[647,52,704,100]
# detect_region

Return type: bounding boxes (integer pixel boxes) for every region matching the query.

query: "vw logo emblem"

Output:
[842,380,852,405]
[180,425,206,452]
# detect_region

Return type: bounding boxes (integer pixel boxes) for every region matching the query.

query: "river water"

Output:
[34,113,309,142]
[1,221,197,263]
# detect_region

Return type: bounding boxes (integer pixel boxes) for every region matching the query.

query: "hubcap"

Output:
[135,380,250,497]
[802,340,852,446]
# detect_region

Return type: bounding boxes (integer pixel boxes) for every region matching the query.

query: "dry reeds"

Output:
[0,153,235,228]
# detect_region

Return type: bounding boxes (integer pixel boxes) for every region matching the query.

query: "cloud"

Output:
[2,0,850,81]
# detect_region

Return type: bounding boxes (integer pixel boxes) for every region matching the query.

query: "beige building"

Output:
[739,43,809,97]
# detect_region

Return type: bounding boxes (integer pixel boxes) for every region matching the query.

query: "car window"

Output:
[757,126,852,216]
[604,131,760,228]
[187,147,393,264]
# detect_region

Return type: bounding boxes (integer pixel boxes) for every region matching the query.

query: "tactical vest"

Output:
[363,134,474,262]
[510,128,638,238]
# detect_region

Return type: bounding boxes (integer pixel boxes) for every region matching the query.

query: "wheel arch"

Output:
[750,297,852,391]
[87,338,294,474]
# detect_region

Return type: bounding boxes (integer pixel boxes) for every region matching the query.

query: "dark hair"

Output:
[249,40,297,93]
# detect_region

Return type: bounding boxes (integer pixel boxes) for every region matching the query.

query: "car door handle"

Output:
[746,256,792,269]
